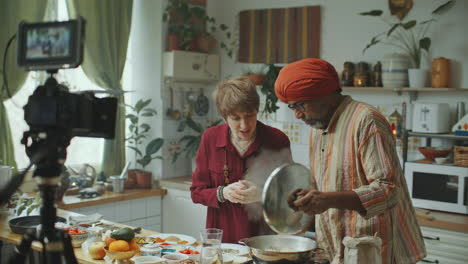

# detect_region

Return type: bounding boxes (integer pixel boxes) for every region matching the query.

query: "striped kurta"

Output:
[309,96,426,264]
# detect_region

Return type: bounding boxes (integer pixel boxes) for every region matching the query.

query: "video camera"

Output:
[17,17,117,139]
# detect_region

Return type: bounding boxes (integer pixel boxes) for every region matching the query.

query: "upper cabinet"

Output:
[163,51,220,83]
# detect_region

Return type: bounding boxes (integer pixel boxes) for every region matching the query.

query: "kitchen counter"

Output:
[160,176,192,191]
[58,188,167,210]
[415,208,468,233]
[0,209,161,264]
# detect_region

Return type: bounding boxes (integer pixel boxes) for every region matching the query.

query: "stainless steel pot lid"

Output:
[262,163,312,235]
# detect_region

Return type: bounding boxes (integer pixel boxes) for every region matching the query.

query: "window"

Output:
[4,0,131,170]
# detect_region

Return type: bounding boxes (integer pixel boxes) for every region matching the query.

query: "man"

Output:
[274,58,426,264]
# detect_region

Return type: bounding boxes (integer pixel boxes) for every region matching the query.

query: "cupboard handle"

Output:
[421,259,439,263]
[423,236,440,241]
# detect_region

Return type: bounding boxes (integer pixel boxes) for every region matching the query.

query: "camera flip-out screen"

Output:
[17,18,85,71]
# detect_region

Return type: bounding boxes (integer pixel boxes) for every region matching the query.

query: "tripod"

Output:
[9,129,78,264]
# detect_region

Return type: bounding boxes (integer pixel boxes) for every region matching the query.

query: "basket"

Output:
[418,147,451,162]
[454,146,468,167]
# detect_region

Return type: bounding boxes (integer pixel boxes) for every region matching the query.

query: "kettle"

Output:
[0,165,13,189]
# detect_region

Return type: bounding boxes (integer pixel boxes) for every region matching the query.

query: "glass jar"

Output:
[341,61,355,86]
[354,62,370,87]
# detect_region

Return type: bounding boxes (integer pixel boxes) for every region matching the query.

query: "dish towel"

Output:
[68,213,103,225]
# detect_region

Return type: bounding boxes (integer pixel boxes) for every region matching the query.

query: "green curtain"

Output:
[0,0,48,168]
[67,0,133,176]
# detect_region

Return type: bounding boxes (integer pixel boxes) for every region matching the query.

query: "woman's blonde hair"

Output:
[213,76,260,118]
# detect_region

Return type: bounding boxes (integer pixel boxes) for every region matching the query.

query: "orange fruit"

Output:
[129,240,139,251]
[109,240,130,252]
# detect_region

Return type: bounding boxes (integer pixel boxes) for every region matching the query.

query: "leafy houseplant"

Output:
[163,0,236,58]
[172,117,223,163]
[360,0,454,68]
[125,99,164,188]
[260,64,283,114]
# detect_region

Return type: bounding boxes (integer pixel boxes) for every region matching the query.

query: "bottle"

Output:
[371,61,382,87]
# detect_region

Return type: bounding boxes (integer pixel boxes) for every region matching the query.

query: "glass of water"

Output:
[200,228,223,264]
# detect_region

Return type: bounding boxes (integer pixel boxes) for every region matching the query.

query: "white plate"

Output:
[148,233,197,245]
[221,243,249,256]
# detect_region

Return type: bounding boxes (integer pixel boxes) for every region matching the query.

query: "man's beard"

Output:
[303,117,325,129]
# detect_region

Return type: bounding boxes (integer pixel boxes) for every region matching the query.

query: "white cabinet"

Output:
[417,226,468,264]
[69,196,162,231]
[163,51,219,83]
[162,188,207,239]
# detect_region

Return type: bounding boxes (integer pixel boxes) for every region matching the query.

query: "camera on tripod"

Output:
[2,17,119,264]
[17,17,117,139]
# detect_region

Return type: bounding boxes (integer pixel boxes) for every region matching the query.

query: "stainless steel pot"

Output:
[239,235,317,264]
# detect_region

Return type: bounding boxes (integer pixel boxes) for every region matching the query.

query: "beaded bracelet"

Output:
[217,186,226,203]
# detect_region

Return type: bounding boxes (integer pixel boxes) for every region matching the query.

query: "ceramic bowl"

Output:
[418,147,451,162]
[162,253,189,263]
[69,232,89,248]
[104,247,138,260]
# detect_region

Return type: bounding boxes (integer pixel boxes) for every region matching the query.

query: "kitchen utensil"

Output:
[119,161,131,179]
[194,88,209,116]
[9,215,67,234]
[262,163,313,235]
[166,86,181,120]
[238,235,317,264]
[110,176,125,193]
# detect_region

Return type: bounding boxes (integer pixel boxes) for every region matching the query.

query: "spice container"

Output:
[341,62,355,86]
[371,61,382,87]
[354,62,370,87]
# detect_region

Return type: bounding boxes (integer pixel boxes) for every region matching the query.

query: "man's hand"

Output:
[287,188,304,210]
[293,189,331,215]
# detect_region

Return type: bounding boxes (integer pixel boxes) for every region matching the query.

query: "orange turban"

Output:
[274,58,342,103]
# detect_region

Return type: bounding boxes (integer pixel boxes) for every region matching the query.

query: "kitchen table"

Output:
[0,208,161,264]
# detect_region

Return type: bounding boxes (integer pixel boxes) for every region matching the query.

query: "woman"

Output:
[190,76,292,243]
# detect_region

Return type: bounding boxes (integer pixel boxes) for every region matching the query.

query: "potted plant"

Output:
[172,117,223,167]
[359,1,455,87]
[242,66,267,86]
[125,99,164,189]
[163,0,236,57]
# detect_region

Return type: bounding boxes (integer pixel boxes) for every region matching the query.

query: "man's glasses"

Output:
[287,101,306,112]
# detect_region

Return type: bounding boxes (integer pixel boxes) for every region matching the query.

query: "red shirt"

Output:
[190,121,290,243]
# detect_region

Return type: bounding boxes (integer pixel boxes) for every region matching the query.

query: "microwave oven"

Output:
[404,162,468,215]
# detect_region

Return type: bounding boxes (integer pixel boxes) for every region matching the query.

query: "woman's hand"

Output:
[222,182,245,203]
[236,180,262,204]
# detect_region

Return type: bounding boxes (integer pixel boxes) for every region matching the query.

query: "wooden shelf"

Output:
[342,87,467,92]
[342,87,468,101]
[407,132,468,141]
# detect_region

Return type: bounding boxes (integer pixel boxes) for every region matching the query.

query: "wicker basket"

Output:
[454,146,468,167]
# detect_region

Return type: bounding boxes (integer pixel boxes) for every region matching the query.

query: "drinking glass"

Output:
[200,228,223,264]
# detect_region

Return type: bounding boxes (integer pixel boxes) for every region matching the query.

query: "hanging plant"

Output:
[260,64,282,114]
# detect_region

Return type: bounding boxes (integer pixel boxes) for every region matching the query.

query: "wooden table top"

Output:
[0,209,160,264]
[58,188,167,210]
